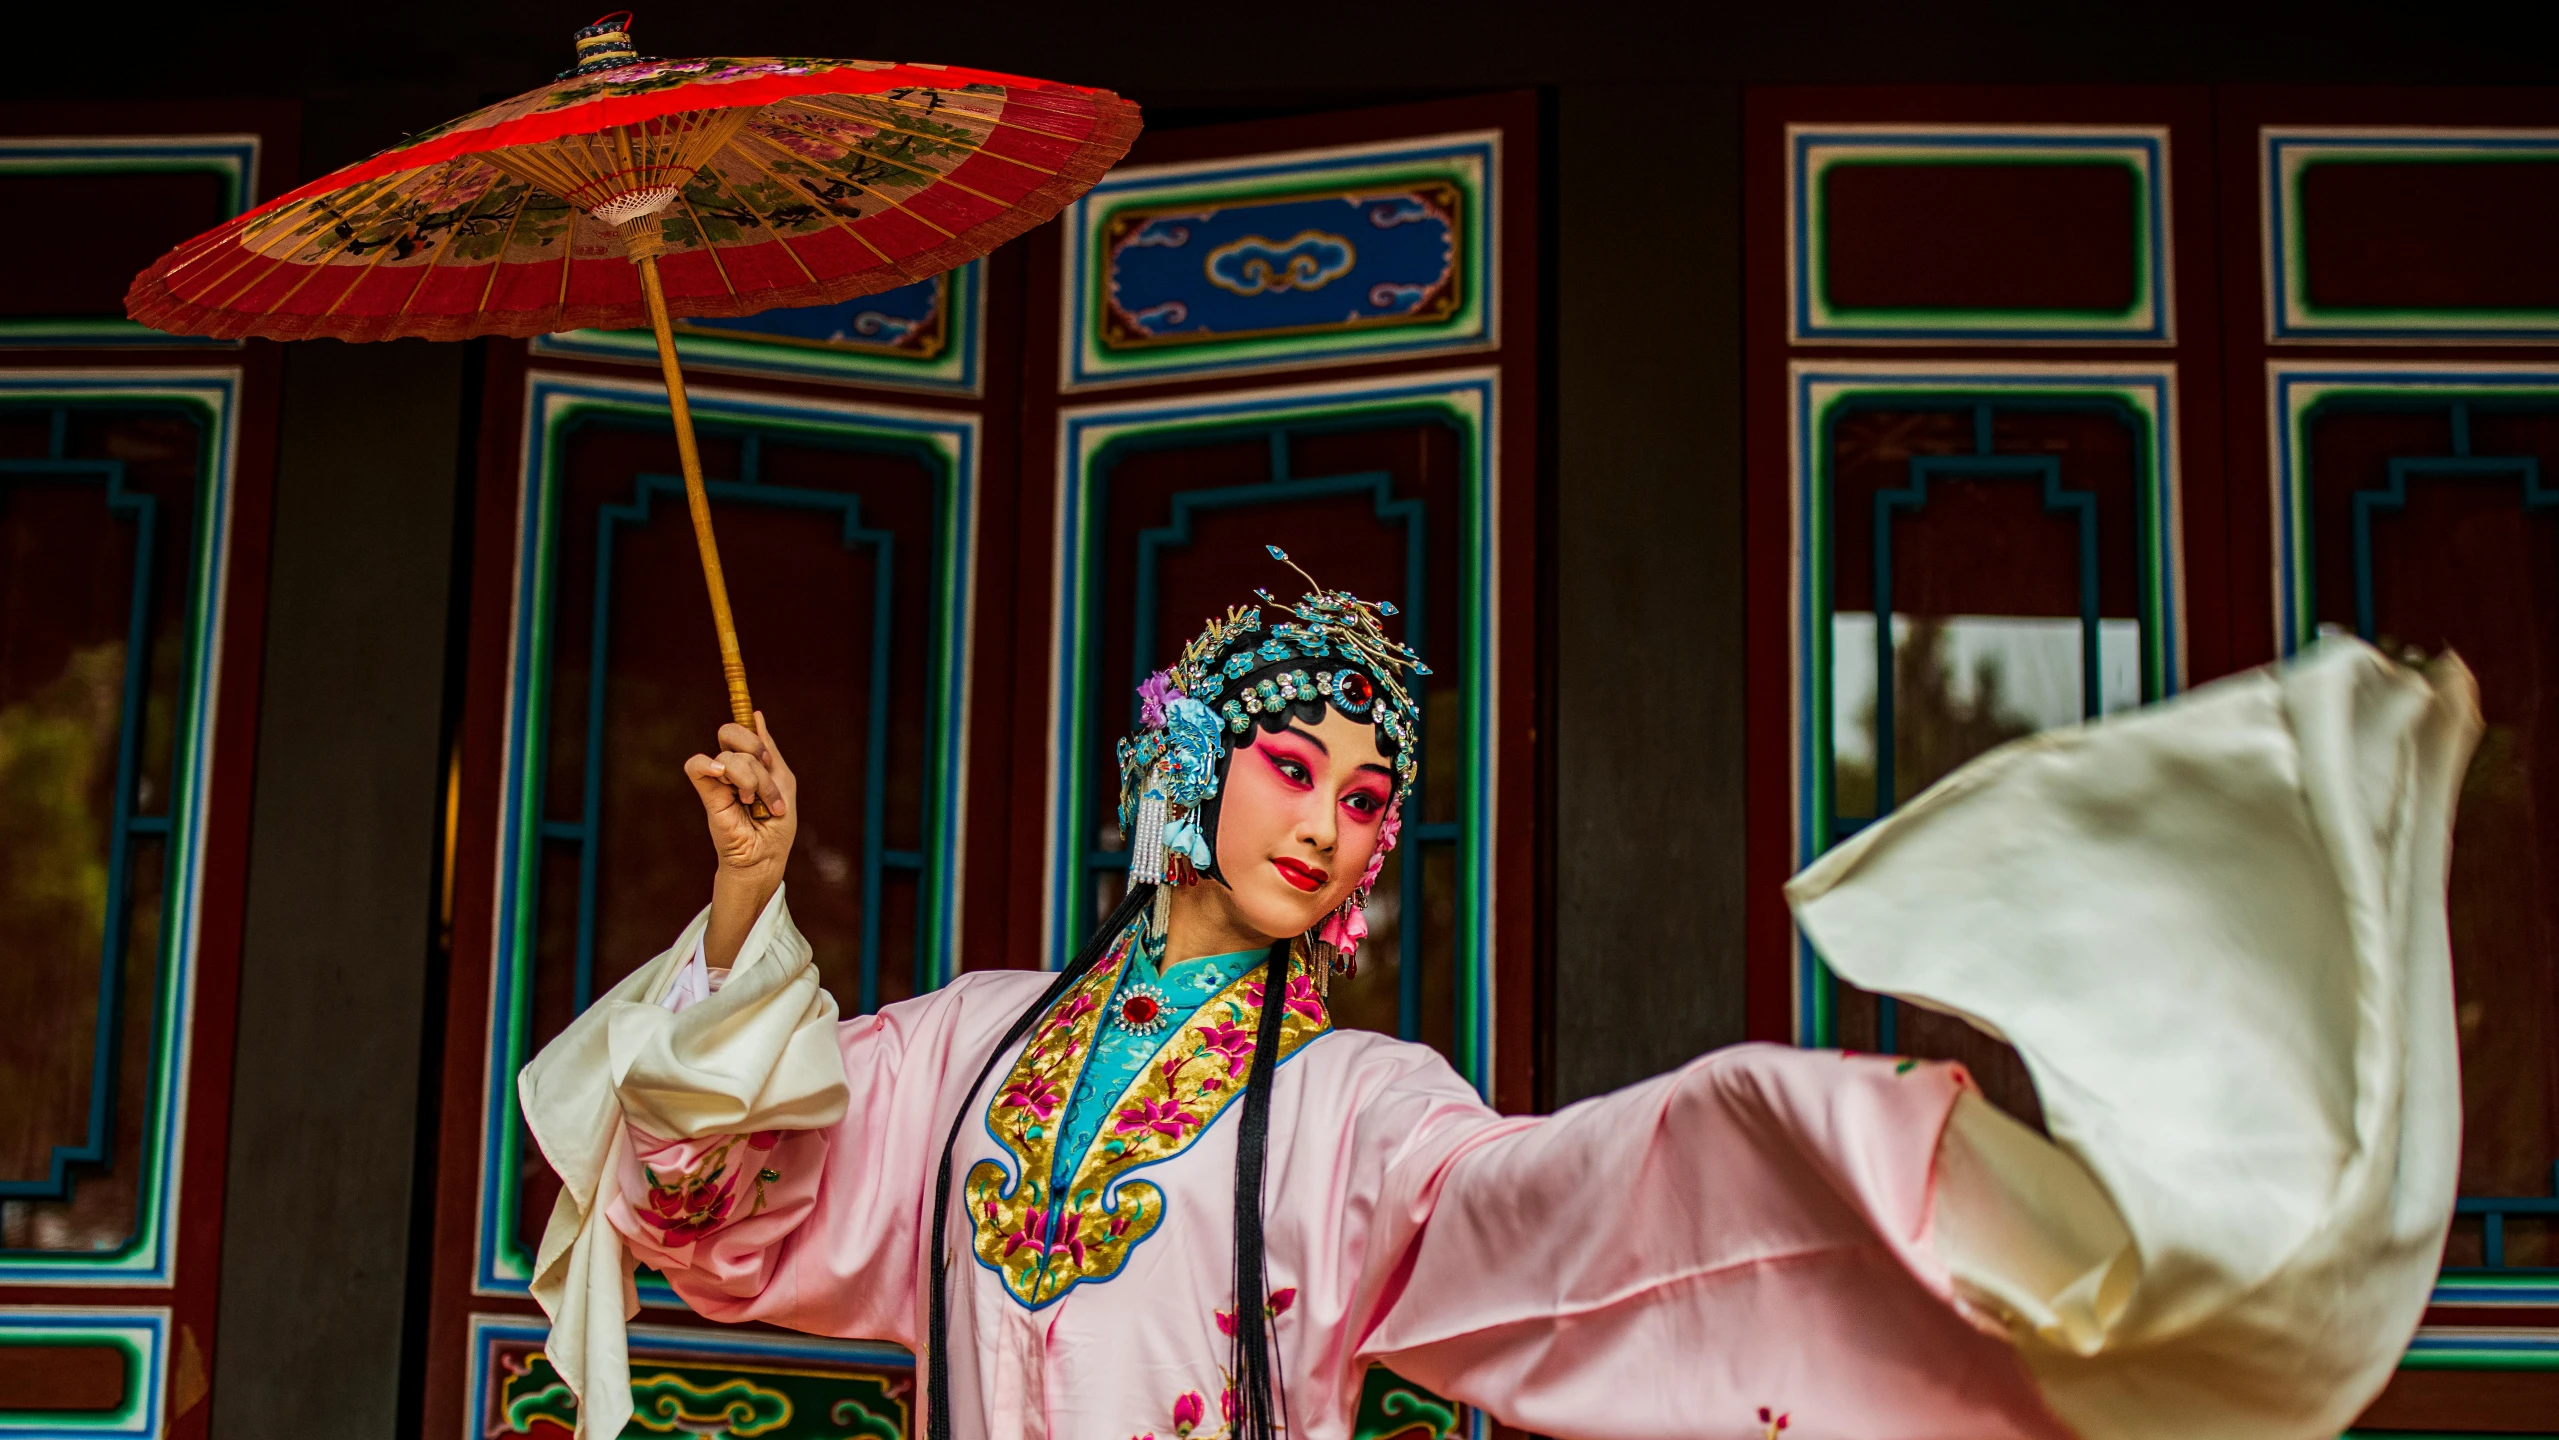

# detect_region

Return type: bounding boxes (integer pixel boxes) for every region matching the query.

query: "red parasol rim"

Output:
[122,56,1141,343]
[231,59,1127,236]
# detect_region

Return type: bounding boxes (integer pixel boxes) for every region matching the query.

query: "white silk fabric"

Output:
[518,885,850,1440]
[1787,637,2480,1440]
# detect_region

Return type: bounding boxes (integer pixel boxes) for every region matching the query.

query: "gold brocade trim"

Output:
[965,930,1330,1308]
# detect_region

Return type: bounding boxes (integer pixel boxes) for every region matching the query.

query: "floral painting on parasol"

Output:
[126,12,1139,736]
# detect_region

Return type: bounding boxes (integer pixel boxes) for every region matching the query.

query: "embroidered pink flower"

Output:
[1003,1207,1049,1259]
[1000,1074,1062,1119]
[1758,1408,1791,1440]
[1242,974,1327,1025]
[1220,1388,1239,1425]
[1198,1021,1256,1079]
[1115,1097,1201,1140]
[1046,1209,1086,1268]
[1218,1287,1299,1336]
[1172,1391,1205,1436]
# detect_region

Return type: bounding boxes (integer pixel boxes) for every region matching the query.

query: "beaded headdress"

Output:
[1115,547,1430,968]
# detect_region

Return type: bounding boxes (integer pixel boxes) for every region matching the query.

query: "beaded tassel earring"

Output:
[1127,764,1172,938]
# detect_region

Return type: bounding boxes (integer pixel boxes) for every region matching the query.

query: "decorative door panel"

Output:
[467,371,978,1302]
[1745,89,2227,1094]
[1058,132,1499,390]
[0,104,290,1439]
[466,1317,914,1440]
[1787,125,2175,346]
[0,366,272,1433]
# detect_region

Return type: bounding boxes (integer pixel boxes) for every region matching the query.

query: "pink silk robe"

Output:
[606,974,2060,1440]
[527,637,2477,1440]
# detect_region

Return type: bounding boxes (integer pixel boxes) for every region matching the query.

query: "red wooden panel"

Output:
[1823,161,2138,314]
[2302,158,2559,312]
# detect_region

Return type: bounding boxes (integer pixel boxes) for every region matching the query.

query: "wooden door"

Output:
[0,100,296,1439]
[2215,84,2559,1433]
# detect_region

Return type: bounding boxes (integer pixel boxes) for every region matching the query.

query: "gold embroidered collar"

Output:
[965,928,1330,1308]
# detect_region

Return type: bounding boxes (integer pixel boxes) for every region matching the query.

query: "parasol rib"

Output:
[675,189,742,297]
[722,139,904,270]
[470,184,542,316]
[685,160,825,285]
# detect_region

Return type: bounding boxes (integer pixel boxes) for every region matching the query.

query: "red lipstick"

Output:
[1271,857,1328,893]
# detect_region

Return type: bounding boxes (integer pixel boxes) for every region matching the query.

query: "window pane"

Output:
[0,403,202,1257]
[2303,398,2559,1271]
[1821,399,2158,1125]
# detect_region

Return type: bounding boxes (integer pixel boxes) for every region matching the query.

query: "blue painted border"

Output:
[2265,130,2559,343]
[0,137,261,350]
[474,372,980,1298]
[463,1313,914,1440]
[1047,370,1501,1096]
[1788,127,2173,345]
[0,1307,169,1438]
[1061,134,1499,390]
[531,261,985,397]
[1788,363,2184,1048]
[0,370,242,1287]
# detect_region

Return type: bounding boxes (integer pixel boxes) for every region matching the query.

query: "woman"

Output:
[523,550,2478,1440]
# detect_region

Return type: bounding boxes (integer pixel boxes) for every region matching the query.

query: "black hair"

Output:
[924,888,1294,1440]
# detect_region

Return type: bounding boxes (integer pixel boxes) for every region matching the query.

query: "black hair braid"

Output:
[926,881,1156,1440]
[1227,939,1294,1440]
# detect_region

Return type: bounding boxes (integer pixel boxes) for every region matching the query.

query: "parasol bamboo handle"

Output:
[635,251,772,822]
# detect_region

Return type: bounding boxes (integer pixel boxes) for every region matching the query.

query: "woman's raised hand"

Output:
[684,712,799,883]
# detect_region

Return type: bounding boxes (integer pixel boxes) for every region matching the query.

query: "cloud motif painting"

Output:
[1102,181,1460,346]
[1206,231,1358,296]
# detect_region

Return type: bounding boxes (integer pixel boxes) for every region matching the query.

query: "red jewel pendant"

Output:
[1114,983,1171,1035]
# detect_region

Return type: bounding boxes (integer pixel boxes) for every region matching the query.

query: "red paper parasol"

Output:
[129,12,1138,734]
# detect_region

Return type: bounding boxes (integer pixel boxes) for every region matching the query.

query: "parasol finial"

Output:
[569,12,642,75]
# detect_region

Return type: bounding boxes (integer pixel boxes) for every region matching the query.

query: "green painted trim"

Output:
[1811,155,2152,326]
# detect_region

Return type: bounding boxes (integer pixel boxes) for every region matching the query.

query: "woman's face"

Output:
[1210,706,1394,940]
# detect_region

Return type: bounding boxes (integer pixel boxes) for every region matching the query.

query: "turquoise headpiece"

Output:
[1117,547,1429,884]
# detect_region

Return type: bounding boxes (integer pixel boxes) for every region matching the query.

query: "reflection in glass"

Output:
[1832,612,2140,822]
